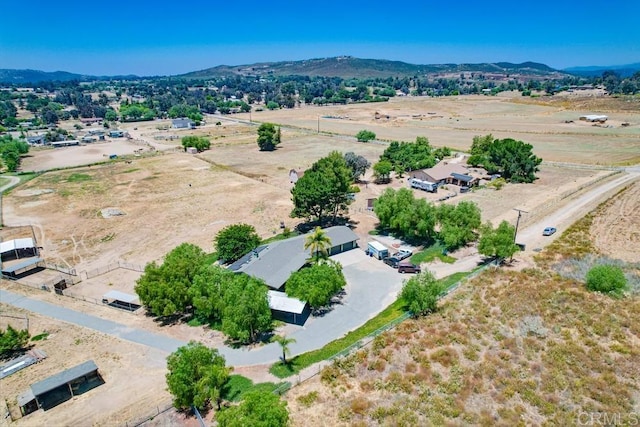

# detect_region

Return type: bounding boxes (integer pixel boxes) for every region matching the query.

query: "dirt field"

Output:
[244,95,640,165]
[591,180,640,262]
[2,94,639,425]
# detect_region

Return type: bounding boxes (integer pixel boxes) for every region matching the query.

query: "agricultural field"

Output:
[1,93,638,425]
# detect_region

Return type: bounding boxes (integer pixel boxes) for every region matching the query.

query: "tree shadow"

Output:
[311,288,347,318]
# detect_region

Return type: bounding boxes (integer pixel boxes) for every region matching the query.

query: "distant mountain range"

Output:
[563,63,640,77]
[1,57,638,83]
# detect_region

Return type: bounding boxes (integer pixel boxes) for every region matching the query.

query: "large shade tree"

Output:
[166,341,230,411]
[285,262,346,309]
[290,151,353,224]
[478,220,519,261]
[374,188,437,242]
[467,135,542,183]
[135,243,207,317]
[437,201,482,250]
[221,275,272,343]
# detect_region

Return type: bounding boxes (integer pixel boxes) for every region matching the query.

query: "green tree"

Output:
[487,138,542,183]
[304,226,332,263]
[104,109,118,121]
[380,137,436,173]
[215,223,261,263]
[290,151,353,224]
[181,136,210,152]
[191,265,233,323]
[135,243,207,317]
[437,201,482,250]
[216,390,289,427]
[257,123,280,151]
[372,160,393,183]
[477,221,519,261]
[271,335,296,364]
[285,262,346,309]
[400,270,444,316]
[0,134,29,172]
[221,275,272,343]
[585,264,627,295]
[166,341,230,411]
[470,134,494,155]
[0,325,30,358]
[374,188,437,242]
[356,129,376,142]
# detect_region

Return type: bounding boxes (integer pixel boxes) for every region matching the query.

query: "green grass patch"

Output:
[270,297,408,378]
[121,168,140,174]
[0,177,9,187]
[31,332,49,341]
[222,375,284,402]
[67,173,92,182]
[203,252,219,265]
[411,242,456,264]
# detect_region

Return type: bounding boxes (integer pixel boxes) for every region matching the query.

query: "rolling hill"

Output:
[181,56,561,79]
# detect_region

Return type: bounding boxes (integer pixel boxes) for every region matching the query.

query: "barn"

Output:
[18,360,104,416]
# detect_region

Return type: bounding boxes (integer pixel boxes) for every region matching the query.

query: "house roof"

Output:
[30,360,98,397]
[172,118,194,126]
[421,162,470,182]
[229,226,359,290]
[268,291,306,314]
[0,238,35,255]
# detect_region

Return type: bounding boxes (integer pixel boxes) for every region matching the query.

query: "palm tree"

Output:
[272,335,297,364]
[304,226,332,263]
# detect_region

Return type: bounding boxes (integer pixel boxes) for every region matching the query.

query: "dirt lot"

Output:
[1,94,639,425]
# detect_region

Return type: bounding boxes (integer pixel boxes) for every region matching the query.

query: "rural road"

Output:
[1,168,638,366]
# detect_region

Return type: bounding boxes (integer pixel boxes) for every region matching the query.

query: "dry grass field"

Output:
[1,94,638,425]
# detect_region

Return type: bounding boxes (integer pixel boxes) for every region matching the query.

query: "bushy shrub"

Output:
[586,264,627,295]
[356,130,376,142]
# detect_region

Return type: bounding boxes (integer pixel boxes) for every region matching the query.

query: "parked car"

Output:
[391,249,412,261]
[383,256,401,268]
[542,227,557,236]
[398,262,421,274]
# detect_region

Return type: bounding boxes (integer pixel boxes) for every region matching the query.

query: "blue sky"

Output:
[1,0,638,76]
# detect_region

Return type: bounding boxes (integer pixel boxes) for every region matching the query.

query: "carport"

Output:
[102,290,141,311]
[1,258,45,279]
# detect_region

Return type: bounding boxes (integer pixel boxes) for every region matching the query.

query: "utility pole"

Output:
[317,115,320,134]
[513,208,528,244]
[511,208,528,263]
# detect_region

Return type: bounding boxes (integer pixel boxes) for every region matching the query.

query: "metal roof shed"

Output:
[102,290,141,311]
[30,360,99,397]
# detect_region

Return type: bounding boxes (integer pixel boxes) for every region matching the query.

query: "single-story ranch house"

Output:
[409,162,481,187]
[228,226,359,324]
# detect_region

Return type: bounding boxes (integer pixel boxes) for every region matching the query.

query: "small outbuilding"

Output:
[268,290,310,325]
[579,114,608,123]
[172,118,195,129]
[0,238,38,261]
[1,258,45,279]
[18,360,104,416]
[102,290,141,311]
[186,147,198,154]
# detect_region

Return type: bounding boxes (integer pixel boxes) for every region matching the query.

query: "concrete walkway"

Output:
[1,175,21,193]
